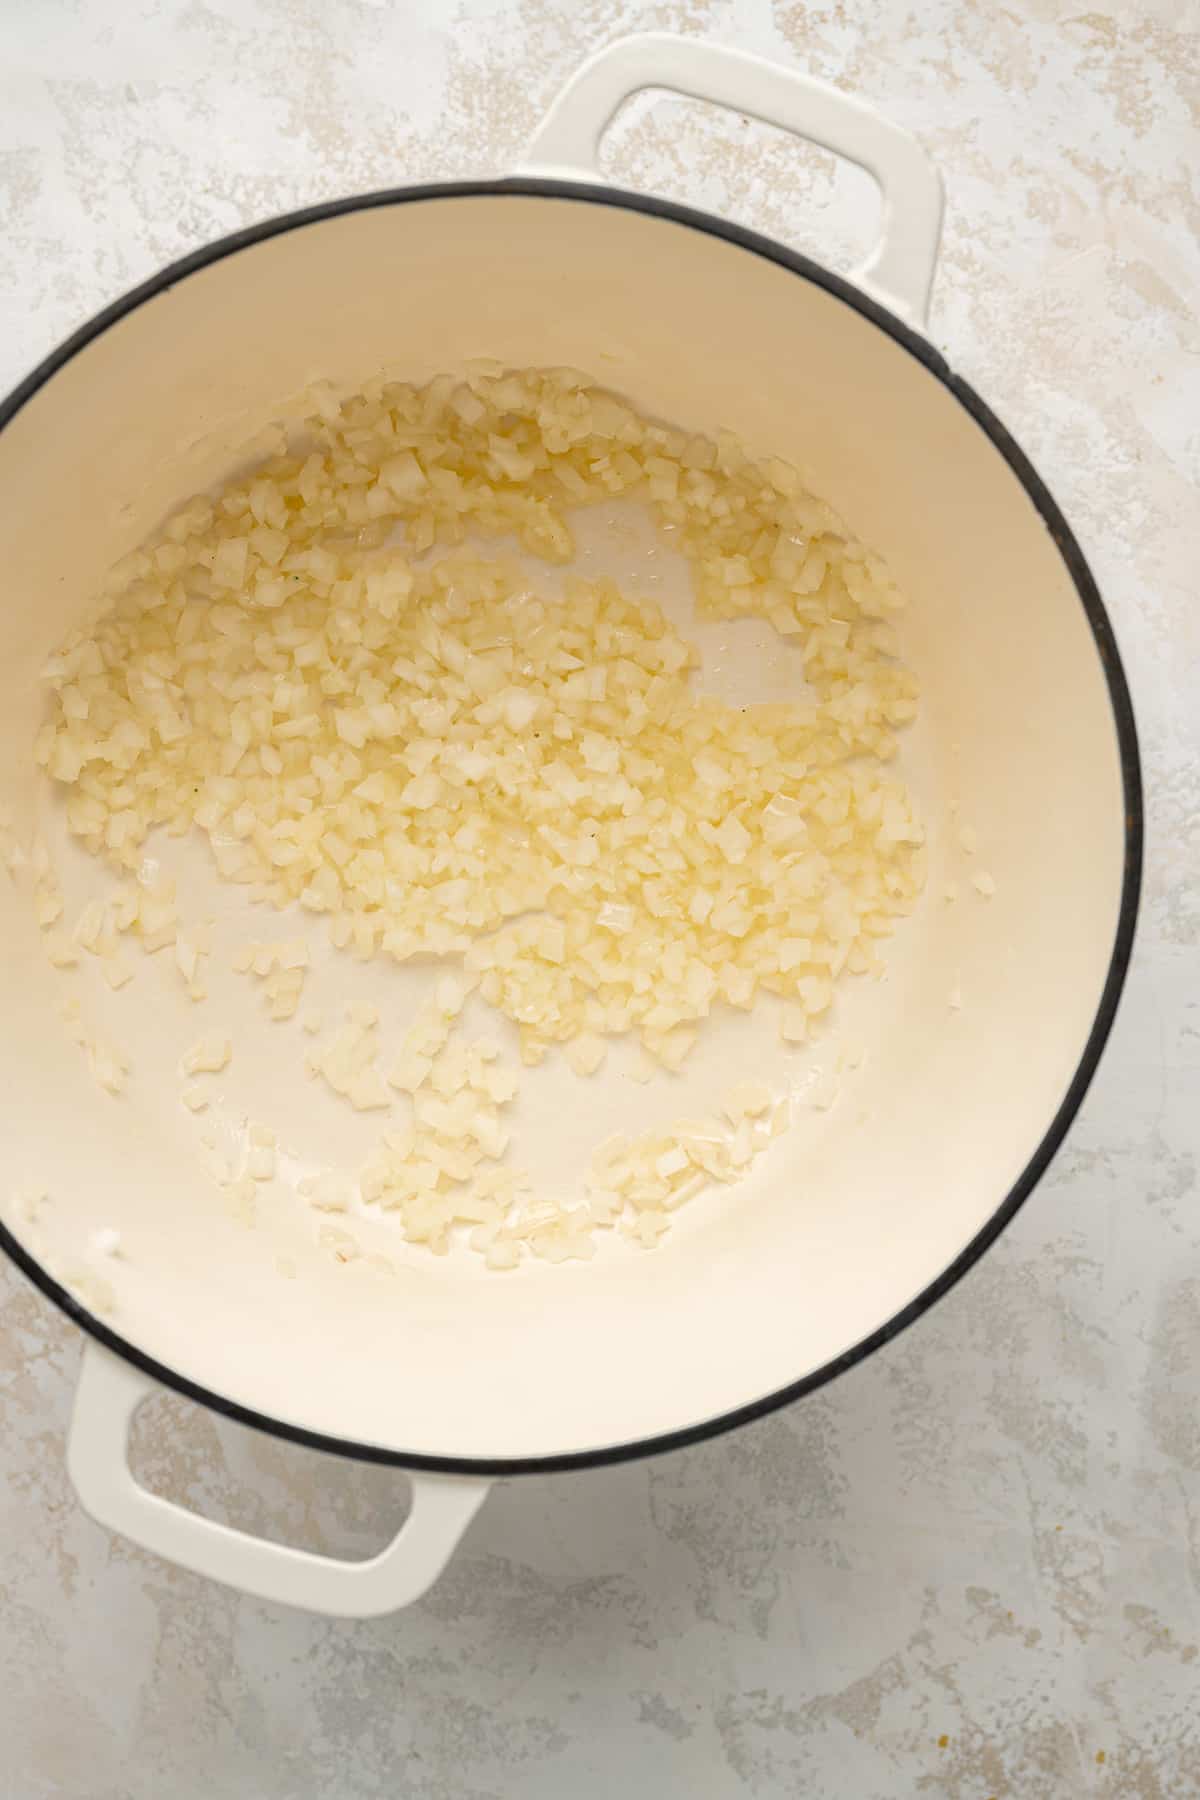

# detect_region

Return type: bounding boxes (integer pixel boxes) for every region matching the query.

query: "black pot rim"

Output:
[0,177,1143,1478]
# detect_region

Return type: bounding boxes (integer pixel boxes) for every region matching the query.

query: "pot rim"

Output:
[0,177,1143,1476]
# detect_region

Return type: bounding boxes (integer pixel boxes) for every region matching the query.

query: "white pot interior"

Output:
[0,193,1131,1463]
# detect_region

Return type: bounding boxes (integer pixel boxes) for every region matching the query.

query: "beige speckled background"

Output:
[1,2,1197,1796]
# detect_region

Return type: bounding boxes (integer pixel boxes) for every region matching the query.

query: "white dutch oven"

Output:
[0,36,1140,1615]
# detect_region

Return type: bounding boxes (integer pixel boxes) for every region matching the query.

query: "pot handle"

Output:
[519,33,943,327]
[66,1341,491,1617]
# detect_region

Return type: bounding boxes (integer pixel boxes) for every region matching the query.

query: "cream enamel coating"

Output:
[518,33,944,323]
[0,38,1132,1613]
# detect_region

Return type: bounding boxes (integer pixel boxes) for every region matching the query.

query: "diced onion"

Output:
[35,364,924,1270]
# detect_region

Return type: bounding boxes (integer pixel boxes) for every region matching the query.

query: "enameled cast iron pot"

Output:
[0,36,1141,1615]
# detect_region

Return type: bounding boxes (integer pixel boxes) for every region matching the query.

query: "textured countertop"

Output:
[1,2,1197,1796]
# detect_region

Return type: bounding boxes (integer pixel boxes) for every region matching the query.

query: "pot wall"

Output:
[0,190,1129,1462]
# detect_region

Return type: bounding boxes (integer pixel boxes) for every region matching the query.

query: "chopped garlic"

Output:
[87,1036,129,1095]
[33,362,926,1272]
[722,1082,773,1125]
[436,973,470,1016]
[182,1034,232,1075]
[102,955,134,991]
[299,1171,355,1212]
[485,1241,521,1271]
[43,932,80,968]
[34,885,63,928]
[796,975,832,1016]
[175,933,200,984]
[655,1146,690,1181]
[780,1003,808,1045]
[310,1013,391,1110]
[72,900,108,952]
[388,1049,432,1093]
[480,1063,518,1106]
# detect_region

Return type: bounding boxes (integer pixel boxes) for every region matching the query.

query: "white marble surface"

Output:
[1,2,1197,1795]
